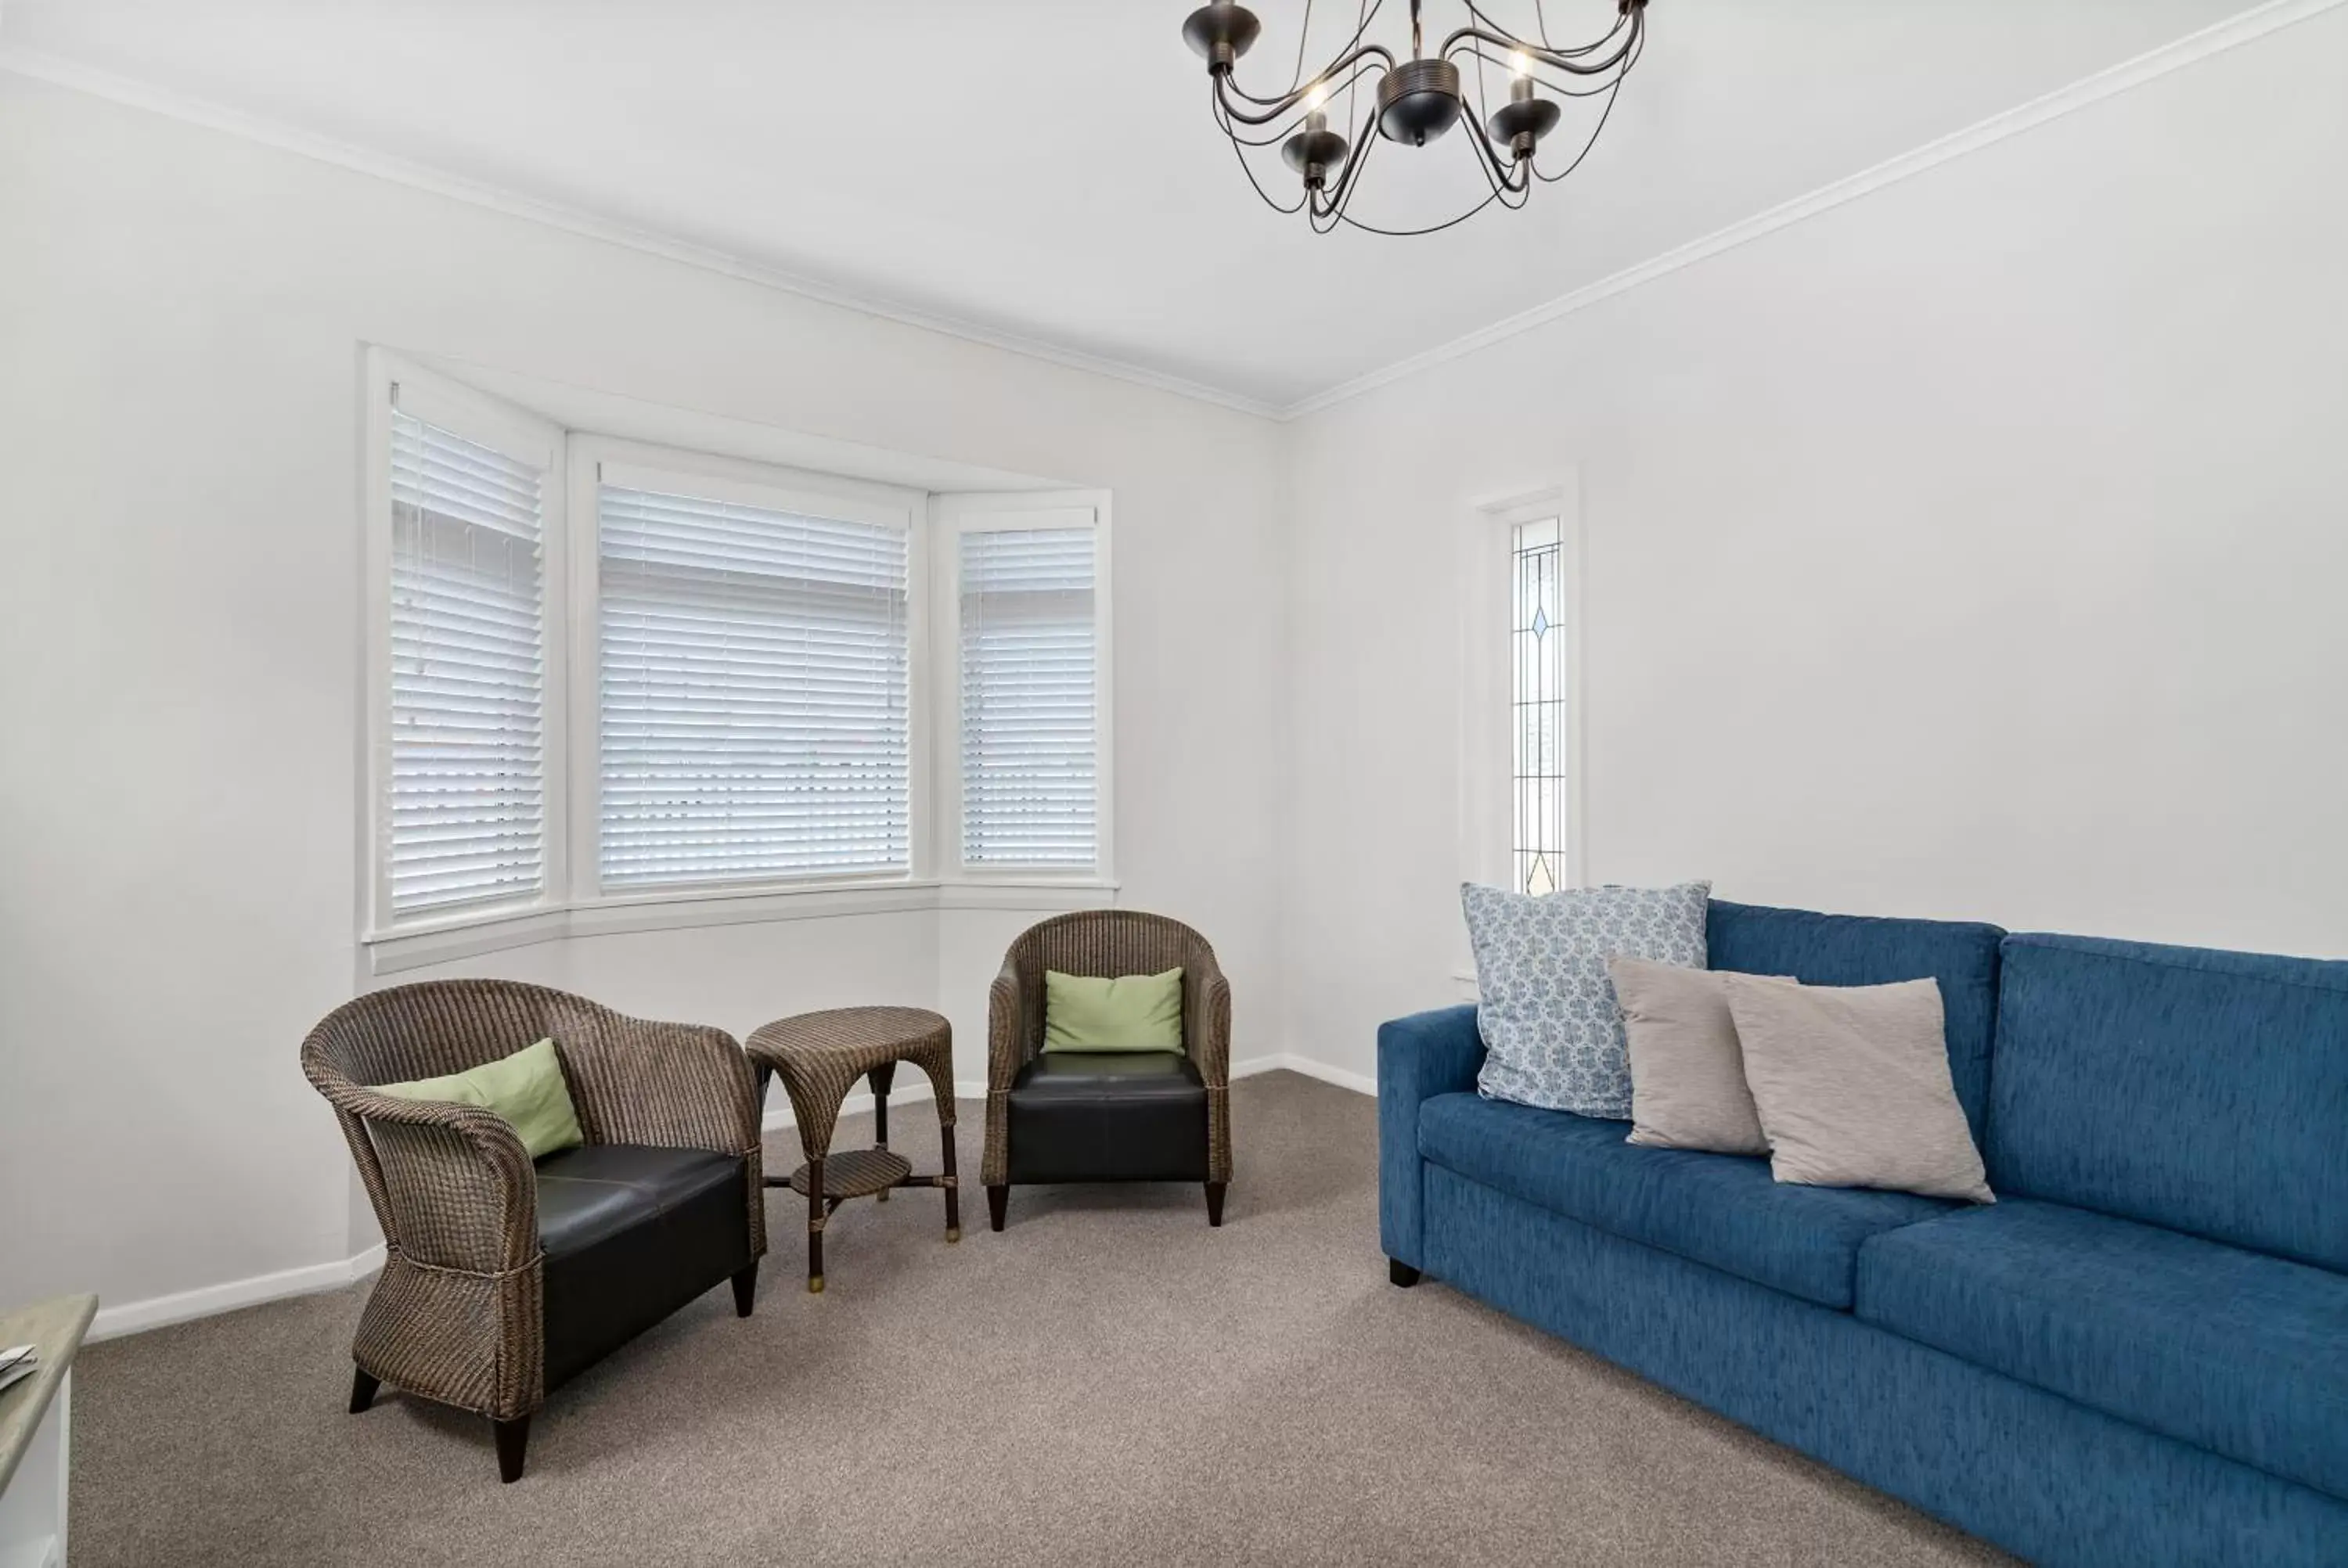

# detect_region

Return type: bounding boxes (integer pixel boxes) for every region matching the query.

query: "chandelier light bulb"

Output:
[1511,49,1532,80]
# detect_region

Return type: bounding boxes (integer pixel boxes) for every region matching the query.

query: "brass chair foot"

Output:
[808,1275,825,1294]
[945,1226,960,1243]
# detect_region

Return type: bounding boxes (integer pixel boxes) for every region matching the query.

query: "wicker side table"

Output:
[745,1007,959,1293]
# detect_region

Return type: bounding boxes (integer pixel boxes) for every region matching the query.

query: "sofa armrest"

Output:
[1377,1005,1485,1272]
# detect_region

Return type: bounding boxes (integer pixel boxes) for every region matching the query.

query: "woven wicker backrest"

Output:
[1007,910,1216,1059]
[304,980,578,1089]
[1027,909,1205,980]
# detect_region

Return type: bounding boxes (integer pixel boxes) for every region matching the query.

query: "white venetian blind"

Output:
[598,477,910,886]
[386,408,548,915]
[958,526,1097,866]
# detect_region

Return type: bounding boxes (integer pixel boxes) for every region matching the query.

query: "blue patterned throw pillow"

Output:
[1463,880,1711,1117]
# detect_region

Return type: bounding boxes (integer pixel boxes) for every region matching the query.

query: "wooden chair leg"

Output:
[987,1184,1009,1232]
[732,1260,758,1318]
[494,1415,530,1484]
[348,1367,379,1414]
[807,1153,826,1293]
[940,1121,961,1242]
[1205,1181,1227,1228]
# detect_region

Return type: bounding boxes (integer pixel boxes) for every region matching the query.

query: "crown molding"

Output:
[5,0,2337,426]
[0,43,1283,422]
[1276,0,2346,420]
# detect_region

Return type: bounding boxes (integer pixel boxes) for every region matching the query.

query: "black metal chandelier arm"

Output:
[1437,12,1642,78]
[1307,113,1376,230]
[1213,43,1395,120]
[1287,0,1317,88]
[1233,143,1313,214]
[1305,97,1387,222]
[1464,0,1630,59]
[1334,180,1507,236]
[1530,75,1623,184]
[1454,45,1634,99]
[1312,111,1518,235]
[1212,83,1311,210]
[1460,110,1532,197]
[1213,82,1340,148]
[1287,0,1387,93]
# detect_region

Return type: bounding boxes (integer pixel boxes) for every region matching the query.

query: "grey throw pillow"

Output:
[1608,956,1770,1156]
[1463,880,1711,1117]
[1719,974,1993,1203]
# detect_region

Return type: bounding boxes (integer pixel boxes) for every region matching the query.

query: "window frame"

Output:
[1455,482,1585,995]
[930,491,1118,887]
[359,352,1116,973]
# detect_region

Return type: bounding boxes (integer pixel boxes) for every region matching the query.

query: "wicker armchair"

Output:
[982,910,1232,1229]
[301,980,765,1482]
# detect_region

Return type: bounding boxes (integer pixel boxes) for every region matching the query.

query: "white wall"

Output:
[0,75,1289,1318]
[1280,13,2348,1081]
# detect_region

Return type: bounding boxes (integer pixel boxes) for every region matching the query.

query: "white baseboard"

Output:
[89,1243,387,1343]
[1232,1052,1375,1096]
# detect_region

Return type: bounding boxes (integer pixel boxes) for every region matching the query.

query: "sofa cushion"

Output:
[535,1143,743,1257]
[1464,880,1711,1118]
[1610,956,1769,1156]
[1416,1092,1957,1308]
[1986,933,2348,1273]
[1856,1197,2348,1502]
[1005,1052,1208,1183]
[1706,900,2005,1142]
[1043,967,1184,1053]
[535,1144,752,1390]
[1721,974,1991,1203]
[379,1036,584,1160]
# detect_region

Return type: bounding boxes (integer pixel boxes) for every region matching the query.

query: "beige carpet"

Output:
[72,1072,2008,1566]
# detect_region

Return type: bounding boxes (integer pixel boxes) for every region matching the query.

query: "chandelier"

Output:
[1182,0,1651,234]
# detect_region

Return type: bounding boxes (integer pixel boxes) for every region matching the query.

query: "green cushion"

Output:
[378,1036,585,1160]
[1043,968,1185,1054]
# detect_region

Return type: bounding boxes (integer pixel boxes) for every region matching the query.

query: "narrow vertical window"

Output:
[959,527,1098,867]
[385,409,549,914]
[1511,516,1567,895]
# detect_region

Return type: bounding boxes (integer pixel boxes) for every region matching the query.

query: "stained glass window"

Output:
[1511,516,1567,895]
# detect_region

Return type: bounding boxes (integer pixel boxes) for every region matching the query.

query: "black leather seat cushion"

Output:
[1006,1052,1209,1184]
[535,1144,750,1390]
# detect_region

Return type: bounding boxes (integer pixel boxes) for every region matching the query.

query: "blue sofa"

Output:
[1378,899,2348,1566]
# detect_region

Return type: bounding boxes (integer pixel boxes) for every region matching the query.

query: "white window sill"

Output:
[363,876,1121,976]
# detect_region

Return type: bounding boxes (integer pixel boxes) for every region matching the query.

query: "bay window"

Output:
[361,352,1111,966]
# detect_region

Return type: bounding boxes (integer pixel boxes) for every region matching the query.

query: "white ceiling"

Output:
[2,1,2253,411]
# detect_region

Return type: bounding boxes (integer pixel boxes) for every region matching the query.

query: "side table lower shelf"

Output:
[783,1149,912,1200]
